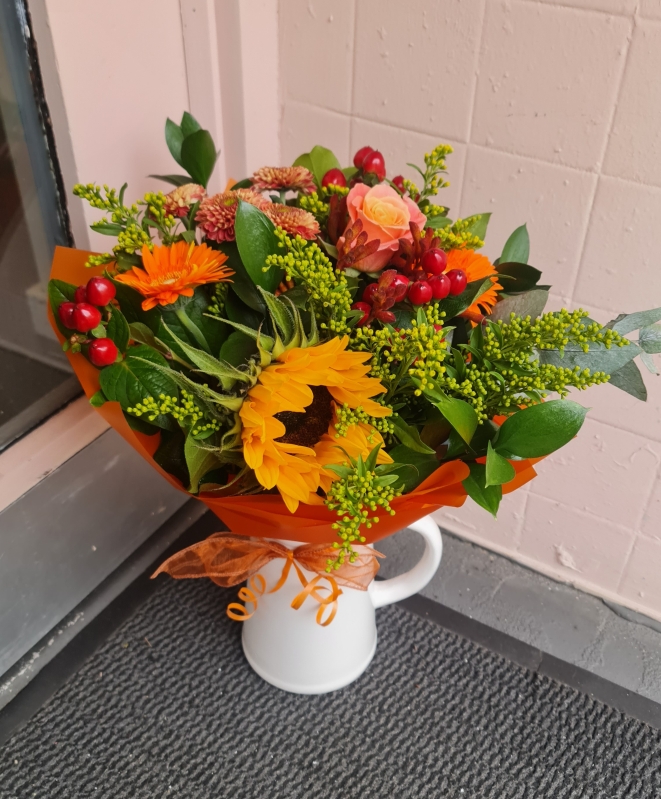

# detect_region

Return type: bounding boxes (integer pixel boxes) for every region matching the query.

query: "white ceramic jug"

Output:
[241,515,443,694]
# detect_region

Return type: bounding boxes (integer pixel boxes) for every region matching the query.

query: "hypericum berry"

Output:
[408,280,432,306]
[421,247,447,276]
[391,175,405,194]
[362,283,379,304]
[361,150,386,181]
[447,269,468,296]
[58,302,77,329]
[86,276,116,306]
[429,274,451,300]
[391,273,410,301]
[72,303,102,333]
[321,168,347,189]
[88,338,118,367]
[353,145,374,169]
[74,285,87,304]
[351,301,372,326]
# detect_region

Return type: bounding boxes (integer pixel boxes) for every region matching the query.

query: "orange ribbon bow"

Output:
[152,534,384,626]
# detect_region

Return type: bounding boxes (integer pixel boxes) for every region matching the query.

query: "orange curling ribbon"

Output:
[152,533,382,625]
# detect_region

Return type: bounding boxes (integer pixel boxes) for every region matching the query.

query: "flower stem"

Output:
[174,308,211,353]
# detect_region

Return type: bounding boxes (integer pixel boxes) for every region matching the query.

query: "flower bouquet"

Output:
[48,112,660,691]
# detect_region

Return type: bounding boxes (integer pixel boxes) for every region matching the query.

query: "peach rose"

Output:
[338,183,427,272]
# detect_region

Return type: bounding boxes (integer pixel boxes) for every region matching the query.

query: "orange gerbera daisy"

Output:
[446,249,502,320]
[115,241,233,310]
[240,336,392,512]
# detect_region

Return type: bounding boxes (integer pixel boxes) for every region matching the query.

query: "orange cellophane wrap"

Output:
[49,246,540,545]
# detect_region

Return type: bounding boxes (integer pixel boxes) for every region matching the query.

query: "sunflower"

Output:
[115,241,233,310]
[446,249,503,320]
[240,336,392,512]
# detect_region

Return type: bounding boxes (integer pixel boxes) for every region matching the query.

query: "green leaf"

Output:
[292,152,314,173]
[307,145,341,186]
[342,166,359,181]
[216,241,265,313]
[148,174,192,187]
[607,359,648,400]
[422,386,478,445]
[609,308,661,336]
[500,224,530,265]
[106,306,130,353]
[48,279,76,336]
[234,201,282,292]
[538,338,641,376]
[154,428,189,486]
[129,322,167,351]
[218,331,257,368]
[180,111,201,138]
[230,178,253,190]
[185,433,220,494]
[464,212,491,241]
[257,287,294,342]
[165,118,184,167]
[462,462,502,517]
[111,280,161,332]
[639,324,661,354]
[209,316,274,351]
[496,262,542,293]
[489,289,549,322]
[90,222,125,236]
[225,288,264,330]
[391,416,435,454]
[485,441,516,487]
[494,400,588,459]
[160,321,249,390]
[437,277,495,320]
[99,345,178,426]
[180,129,217,188]
[388,445,439,492]
[424,216,453,230]
[89,390,107,408]
[90,324,106,339]
[365,443,382,473]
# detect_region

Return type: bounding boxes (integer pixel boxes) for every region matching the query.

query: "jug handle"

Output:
[369,515,442,609]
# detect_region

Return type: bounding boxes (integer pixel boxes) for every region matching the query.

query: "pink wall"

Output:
[279,0,661,620]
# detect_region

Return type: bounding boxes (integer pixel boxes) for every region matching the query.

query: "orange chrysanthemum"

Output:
[114,241,233,310]
[195,189,271,242]
[265,205,320,240]
[446,249,502,319]
[252,166,315,194]
[240,336,391,512]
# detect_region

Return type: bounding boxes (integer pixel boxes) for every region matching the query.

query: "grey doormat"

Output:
[1,578,660,799]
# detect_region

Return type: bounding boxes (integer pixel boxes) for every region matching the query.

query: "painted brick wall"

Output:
[278,0,661,621]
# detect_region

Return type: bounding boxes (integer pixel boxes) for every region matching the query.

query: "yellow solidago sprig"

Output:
[352,318,450,404]
[127,389,223,439]
[73,183,181,268]
[324,446,403,570]
[421,309,625,421]
[436,216,485,251]
[265,229,354,334]
[334,403,395,438]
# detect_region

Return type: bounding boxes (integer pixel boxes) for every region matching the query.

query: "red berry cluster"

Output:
[351,270,408,326]
[57,277,119,367]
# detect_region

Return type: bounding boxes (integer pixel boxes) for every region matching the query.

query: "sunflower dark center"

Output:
[274,385,334,448]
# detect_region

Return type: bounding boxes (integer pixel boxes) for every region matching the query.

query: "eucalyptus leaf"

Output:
[485,441,516,487]
[607,359,648,400]
[494,400,588,459]
[489,289,549,322]
[538,338,641,376]
[234,202,282,292]
[639,324,661,354]
[609,308,661,336]
[462,462,502,517]
[500,224,530,265]
[640,352,659,376]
